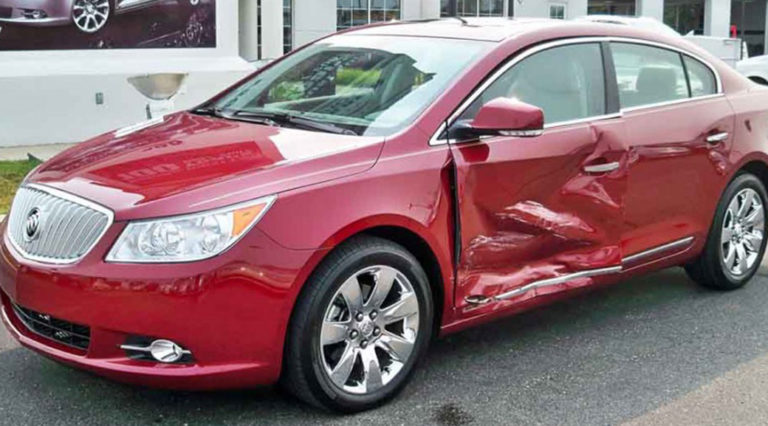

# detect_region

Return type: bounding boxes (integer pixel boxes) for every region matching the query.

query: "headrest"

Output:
[636,66,678,96]
[518,54,582,93]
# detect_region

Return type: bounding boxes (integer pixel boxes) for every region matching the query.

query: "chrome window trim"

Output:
[7,184,115,265]
[619,93,724,114]
[429,36,724,146]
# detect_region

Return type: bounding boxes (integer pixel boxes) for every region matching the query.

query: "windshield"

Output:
[212,35,492,136]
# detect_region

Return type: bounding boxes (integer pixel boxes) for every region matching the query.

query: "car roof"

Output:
[345,18,568,42]
[344,17,690,46]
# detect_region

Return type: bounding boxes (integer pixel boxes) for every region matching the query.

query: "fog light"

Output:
[120,339,191,364]
[22,9,47,19]
[149,340,186,363]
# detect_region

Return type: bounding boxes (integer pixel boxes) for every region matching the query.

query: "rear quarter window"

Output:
[610,42,689,109]
[684,55,718,96]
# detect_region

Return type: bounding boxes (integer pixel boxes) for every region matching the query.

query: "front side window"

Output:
[610,42,689,108]
[214,36,491,137]
[684,55,717,96]
[458,43,606,125]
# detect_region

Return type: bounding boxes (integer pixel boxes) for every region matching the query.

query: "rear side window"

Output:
[684,55,717,96]
[610,42,689,108]
[458,43,606,125]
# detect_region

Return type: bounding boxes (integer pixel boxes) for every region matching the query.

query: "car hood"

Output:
[28,112,383,221]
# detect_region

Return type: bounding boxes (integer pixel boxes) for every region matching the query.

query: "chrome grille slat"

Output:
[47,199,70,258]
[7,185,113,264]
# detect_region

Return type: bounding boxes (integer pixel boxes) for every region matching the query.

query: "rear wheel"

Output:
[282,236,433,412]
[686,173,767,290]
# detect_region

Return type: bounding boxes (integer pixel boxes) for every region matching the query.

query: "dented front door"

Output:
[450,118,627,312]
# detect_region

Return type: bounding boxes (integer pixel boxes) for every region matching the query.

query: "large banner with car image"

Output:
[0,0,216,50]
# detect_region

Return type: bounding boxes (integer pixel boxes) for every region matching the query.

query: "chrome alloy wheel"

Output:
[72,0,110,33]
[320,265,420,395]
[721,188,765,277]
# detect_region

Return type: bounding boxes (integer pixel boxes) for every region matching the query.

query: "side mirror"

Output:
[449,97,544,140]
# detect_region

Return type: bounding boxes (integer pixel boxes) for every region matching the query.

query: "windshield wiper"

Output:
[232,110,358,136]
[190,106,226,118]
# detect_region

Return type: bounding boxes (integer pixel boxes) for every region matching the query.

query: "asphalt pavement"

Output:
[3,264,768,425]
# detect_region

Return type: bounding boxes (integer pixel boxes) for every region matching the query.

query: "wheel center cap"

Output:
[358,319,375,337]
[735,223,743,235]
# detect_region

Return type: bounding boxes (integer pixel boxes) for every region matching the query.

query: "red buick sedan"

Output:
[2,18,768,412]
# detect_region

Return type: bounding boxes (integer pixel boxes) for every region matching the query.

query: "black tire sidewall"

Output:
[706,173,768,288]
[296,242,433,412]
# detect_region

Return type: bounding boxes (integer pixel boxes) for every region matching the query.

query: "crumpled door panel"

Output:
[450,120,627,315]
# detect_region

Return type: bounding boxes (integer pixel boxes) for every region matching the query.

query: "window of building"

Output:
[732,0,766,57]
[257,0,262,59]
[337,0,401,31]
[458,43,606,125]
[664,0,704,35]
[440,0,507,17]
[587,0,636,16]
[549,3,566,19]
[683,55,717,96]
[283,0,293,53]
[610,42,689,108]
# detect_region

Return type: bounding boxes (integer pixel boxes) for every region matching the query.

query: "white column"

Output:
[238,0,259,61]
[638,0,664,22]
[704,0,731,37]
[421,0,441,19]
[294,0,337,47]
[401,0,421,20]
[567,0,588,19]
[261,0,284,59]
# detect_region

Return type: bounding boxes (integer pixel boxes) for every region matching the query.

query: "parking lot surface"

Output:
[2,265,768,425]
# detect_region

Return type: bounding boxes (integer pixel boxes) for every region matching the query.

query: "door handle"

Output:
[706,132,729,144]
[583,161,620,173]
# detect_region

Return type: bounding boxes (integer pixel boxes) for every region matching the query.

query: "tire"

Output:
[685,173,767,290]
[71,0,112,34]
[282,236,434,412]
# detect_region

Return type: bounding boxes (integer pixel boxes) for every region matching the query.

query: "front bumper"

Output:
[0,220,324,390]
[0,16,70,26]
[0,0,71,27]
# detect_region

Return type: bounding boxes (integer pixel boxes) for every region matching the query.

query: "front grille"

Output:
[7,185,113,264]
[12,303,90,351]
[0,7,11,19]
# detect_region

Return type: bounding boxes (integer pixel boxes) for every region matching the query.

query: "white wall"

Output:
[514,0,587,19]
[293,0,337,48]
[0,1,253,147]
[638,0,664,22]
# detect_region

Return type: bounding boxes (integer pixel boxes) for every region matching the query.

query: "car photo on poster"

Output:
[0,0,214,49]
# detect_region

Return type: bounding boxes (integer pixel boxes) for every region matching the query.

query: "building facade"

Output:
[245,0,768,61]
[1,0,766,147]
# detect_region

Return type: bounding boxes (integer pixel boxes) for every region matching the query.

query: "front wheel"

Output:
[686,173,767,290]
[71,0,111,34]
[282,236,433,412]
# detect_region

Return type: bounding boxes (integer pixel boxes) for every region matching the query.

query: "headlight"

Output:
[106,195,276,263]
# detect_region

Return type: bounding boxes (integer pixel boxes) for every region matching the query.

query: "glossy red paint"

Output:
[2,18,768,390]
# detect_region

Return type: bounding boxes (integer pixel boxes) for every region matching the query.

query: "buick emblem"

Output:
[23,207,41,242]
